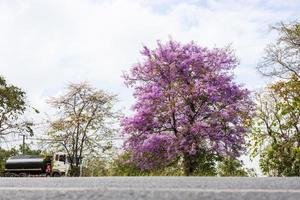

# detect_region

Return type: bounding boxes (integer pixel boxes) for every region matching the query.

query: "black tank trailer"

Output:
[4,155,52,177]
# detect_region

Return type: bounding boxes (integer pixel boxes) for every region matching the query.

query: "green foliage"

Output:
[19,144,41,155]
[82,158,110,176]
[108,152,184,176]
[254,23,300,176]
[259,142,300,176]
[254,22,300,176]
[109,152,149,176]
[0,76,29,138]
[0,76,26,114]
[107,151,253,177]
[0,148,17,175]
[217,157,256,177]
[186,151,220,176]
[252,76,300,176]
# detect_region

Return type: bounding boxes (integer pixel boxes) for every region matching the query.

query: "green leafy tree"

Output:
[254,21,300,176]
[252,77,300,176]
[0,76,33,141]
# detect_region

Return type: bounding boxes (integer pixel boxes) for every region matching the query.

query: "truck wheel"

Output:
[53,172,61,177]
[8,173,17,177]
[19,173,27,177]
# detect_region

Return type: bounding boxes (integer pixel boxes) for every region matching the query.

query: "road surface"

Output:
[0,177,299,200]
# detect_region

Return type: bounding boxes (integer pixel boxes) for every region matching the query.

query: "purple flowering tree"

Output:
[122,40,254,175]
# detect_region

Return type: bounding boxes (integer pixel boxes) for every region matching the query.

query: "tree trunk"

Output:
[183,153,194,176]
[70,165,80,177]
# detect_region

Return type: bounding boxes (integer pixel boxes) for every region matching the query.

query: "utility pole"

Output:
[22,134,25,155]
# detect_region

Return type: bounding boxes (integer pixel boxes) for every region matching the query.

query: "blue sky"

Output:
[1,0,300,173]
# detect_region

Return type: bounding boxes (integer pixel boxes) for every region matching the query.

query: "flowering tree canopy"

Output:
[122,40,254,175]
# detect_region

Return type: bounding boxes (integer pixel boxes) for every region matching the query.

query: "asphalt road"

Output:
[0,177,300,200]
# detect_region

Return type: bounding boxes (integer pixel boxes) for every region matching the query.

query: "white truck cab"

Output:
[51,152,70,177]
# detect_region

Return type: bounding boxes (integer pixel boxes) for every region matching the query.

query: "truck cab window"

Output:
[59,155,66,162]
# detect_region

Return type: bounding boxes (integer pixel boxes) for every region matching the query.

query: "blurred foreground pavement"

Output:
[0,177,300,200]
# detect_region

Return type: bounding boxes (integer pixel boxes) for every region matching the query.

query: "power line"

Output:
[2,137,128,143]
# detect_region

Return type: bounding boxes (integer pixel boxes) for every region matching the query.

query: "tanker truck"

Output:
[4,152,70,177]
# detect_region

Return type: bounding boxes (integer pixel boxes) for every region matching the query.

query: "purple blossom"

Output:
[122,40,255,170]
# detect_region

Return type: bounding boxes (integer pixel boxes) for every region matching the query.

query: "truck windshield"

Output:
[58,155,66,162]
